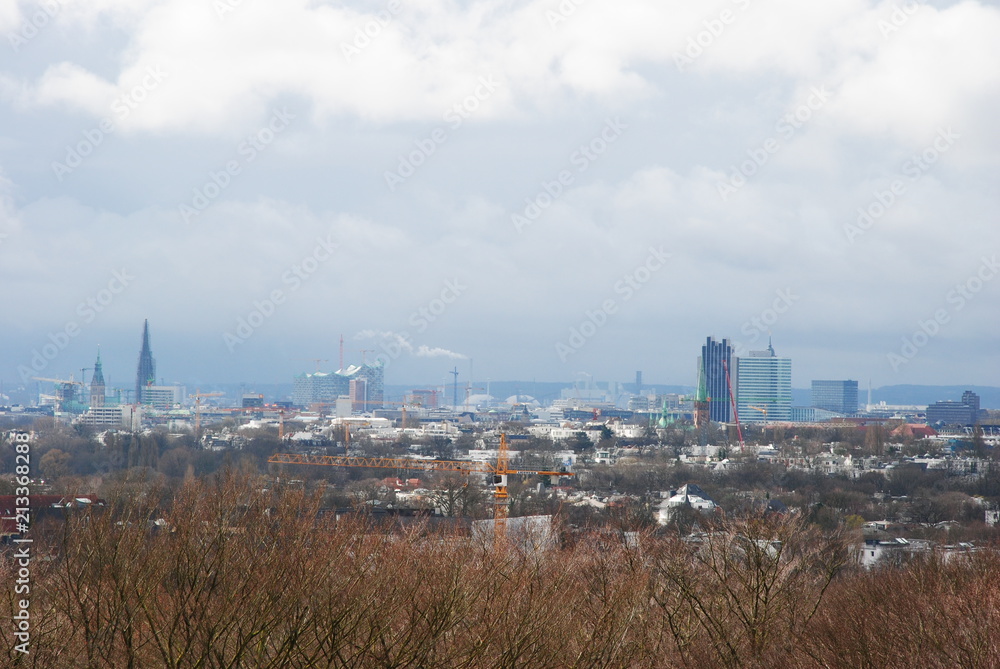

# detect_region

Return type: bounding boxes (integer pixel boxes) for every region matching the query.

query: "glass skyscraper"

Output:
[735,339,792,423]
[811,380,858,414]
[699,337,733,423]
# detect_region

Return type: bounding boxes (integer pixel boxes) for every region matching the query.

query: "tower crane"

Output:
[32,375,84,386]
[464,385,484,412]
[32,376,84,408]
[748,405,769,444]
[297,359,329,373]
[268,434,574,546]
[722,359,745,451]
[191,389,224,434]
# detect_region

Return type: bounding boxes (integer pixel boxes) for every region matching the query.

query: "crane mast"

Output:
[267,434,572,544]
[722,359,745,451]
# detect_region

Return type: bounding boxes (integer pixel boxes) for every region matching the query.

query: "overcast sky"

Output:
[1,0,998,393]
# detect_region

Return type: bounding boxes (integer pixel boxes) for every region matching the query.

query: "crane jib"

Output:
[266,453,575,477]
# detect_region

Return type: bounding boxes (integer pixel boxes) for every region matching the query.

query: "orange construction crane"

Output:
[268,434,573,545]
[191,389,224,434]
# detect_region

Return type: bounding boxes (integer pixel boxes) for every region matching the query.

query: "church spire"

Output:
[135,320,156,404]
[90,347,106,407]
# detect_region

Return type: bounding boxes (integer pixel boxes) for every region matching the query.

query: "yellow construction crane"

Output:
[32,376,85,408]
[748,405,768,423]
[268,434,573,545]
[748,405,769,442]
[32,375,83,385]
[191,389,224,434]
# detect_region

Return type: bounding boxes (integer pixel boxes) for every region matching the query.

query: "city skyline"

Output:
[4,319,995,403]
[1,1,998,389]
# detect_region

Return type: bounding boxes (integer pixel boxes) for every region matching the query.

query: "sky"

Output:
[0,0,998,393]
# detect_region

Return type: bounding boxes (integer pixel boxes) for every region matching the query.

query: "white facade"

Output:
[78,404,140,429]
[657,484,717,524]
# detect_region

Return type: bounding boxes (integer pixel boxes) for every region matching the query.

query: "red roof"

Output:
[890,424,938,438]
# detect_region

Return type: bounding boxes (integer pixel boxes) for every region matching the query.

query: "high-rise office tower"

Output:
[811,380,858,414]
[90,348,105,407]
[698,337,732,423]
[736,338,792,422]
[134,319,156,404]
[961,390,980,414]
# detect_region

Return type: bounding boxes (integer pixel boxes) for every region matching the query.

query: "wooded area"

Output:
[3,474,999,668]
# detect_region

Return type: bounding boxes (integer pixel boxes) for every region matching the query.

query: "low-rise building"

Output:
[658,484,717,524]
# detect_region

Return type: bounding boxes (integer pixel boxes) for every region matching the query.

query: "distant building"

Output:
[736,338,792,422]
[962,390,981,414]
[857,537,932,569]
[699,337,733,423]
[293,371,349,406]
[627,395,654,412]
[927,397,979,426]
[791,406,845,422]
[811,380,858,414]
[658,483,718,524]
[134,320,156,404]
[407,389,439,409]
[141,386,183,410]
[349,378,368,412]
[241,394,264,408]
[90,349,106,408]
[78,404,140,429]
[293,362,384,409]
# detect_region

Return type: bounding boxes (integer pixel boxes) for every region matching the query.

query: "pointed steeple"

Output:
[135,320,156,404]
[92,348,105,385]
[90,347,106,407]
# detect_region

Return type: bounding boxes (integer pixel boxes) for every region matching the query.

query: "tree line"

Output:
[3,474,999,668]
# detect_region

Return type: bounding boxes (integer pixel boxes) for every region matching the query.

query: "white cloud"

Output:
[0,0,990,150]
[1,0,998,386]
[416,345,467,359]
